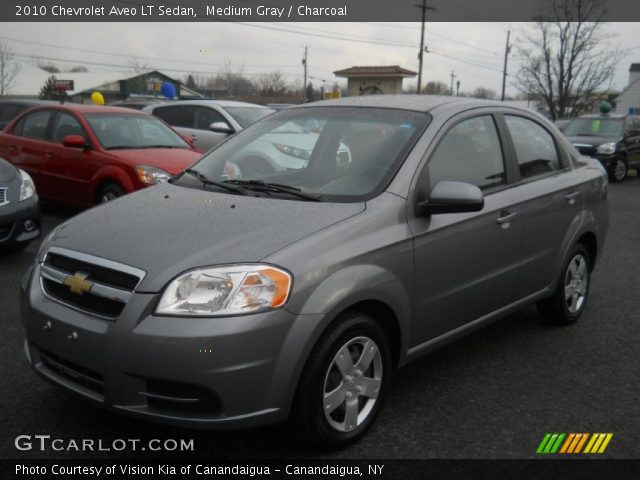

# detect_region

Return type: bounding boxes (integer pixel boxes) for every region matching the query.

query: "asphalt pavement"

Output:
[1,180,639,460]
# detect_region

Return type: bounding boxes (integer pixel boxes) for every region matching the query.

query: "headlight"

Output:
[19,169,36,201]
[273,143,311,160]
[156,265,292,316]
[596,142,616,155]
[135,165,171,185]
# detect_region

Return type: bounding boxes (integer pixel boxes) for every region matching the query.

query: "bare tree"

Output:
[216,60,253,97]
[69,66,88,73]
[0,40,21,97]
[472,86,497,100]
[34,61,60,73]
[424,81,449,95]
[516,0,623,119]
[254,71,288,97]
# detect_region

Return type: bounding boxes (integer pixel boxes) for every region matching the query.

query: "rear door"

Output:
[624,117,640,168]
[409,112,524,345]
[1,109,54,197]
[500,113,582,298]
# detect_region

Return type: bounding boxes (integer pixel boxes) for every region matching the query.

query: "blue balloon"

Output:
[160,82,176,99]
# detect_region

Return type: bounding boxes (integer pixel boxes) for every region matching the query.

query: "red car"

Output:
[0,104,203,206]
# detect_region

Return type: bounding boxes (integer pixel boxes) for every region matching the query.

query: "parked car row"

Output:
[18,95,608,449]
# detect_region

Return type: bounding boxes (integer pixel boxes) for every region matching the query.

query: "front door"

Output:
[409,113,524,346]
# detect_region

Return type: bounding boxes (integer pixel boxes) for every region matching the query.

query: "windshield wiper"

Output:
[181,168,255,196]
[138,145,184,149]
[224,179,322,201]
[105,145,133,150]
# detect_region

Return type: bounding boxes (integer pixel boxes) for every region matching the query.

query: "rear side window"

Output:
[17,110,52,140]
[52,112,87,143]
[194,106,226,130]
[428,115,506,190]
[153,105,194,128]
[505,115,560,180]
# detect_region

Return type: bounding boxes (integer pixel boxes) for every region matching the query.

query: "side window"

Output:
[505,115,560,179]
[153,106,194,128]
[428,115,506,190]
[52,112,87,143]
[194,107,226,130]
[18,110,52,140]
[629,117,640,133]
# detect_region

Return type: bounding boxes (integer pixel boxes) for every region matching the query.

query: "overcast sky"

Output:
[1,22,639,96]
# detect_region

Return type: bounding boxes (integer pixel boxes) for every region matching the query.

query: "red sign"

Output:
[53,80,74,91]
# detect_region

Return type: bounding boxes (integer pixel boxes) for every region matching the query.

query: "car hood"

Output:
[106,148,202,174]
[0,158,17,183]
[566,135,618,147]
[46,182,365,292]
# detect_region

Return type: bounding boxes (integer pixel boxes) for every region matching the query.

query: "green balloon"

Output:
[599,101,612,114]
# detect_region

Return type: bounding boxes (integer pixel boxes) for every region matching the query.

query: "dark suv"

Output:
[564,113,640,182]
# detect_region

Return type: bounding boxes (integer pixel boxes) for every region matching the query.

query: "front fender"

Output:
[92,165,137,194]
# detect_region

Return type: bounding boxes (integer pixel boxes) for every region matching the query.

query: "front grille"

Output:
[46,253,139,291]
[39,348,104,396]
[0,187,7,206]
[42,278,126,317]
[40,248,145,319]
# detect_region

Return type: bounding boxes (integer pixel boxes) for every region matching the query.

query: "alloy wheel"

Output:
[564,254,588,314]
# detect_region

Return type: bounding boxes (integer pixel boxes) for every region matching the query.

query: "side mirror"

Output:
[62,135,89,149]
[180,133,194,145]
[209,122,234,134]
[417,181,484,216]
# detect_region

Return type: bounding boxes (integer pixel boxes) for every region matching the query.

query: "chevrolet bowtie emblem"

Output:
[63,273,93,295]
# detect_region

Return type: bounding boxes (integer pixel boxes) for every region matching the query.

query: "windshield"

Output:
[564,117,624,137]
[222,106,274,128]
[84,113,190,150]
[176,107,429,202]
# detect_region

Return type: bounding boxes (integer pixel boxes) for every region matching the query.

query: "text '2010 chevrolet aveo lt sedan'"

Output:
[21,96,608,449]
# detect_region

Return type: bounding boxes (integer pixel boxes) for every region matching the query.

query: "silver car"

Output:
[21,96,608,448]
[143,100,274,151]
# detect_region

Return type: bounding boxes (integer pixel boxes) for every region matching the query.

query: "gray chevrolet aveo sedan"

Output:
[21,96,608,448]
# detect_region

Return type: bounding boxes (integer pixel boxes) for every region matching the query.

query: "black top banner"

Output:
[3,0,640,22]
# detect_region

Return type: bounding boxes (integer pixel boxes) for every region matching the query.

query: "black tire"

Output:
[96,182,124,204]
[289,311,392,449]
[608,157,627,183]
[537,244,591,325]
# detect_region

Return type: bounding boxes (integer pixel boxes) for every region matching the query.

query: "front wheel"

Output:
[537,244,591,325]
[609,157,627,183]
[97,182,124,204]
[289,312,392,449]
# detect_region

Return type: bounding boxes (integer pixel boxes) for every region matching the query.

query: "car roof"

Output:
[573,114,628,120]
[20,104,148,115]
[152,99,271,109]
[294,94,533,115]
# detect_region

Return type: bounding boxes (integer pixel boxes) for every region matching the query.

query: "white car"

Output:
[143,100,274,151]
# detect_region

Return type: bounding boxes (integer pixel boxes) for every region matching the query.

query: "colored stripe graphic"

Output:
[538,433,613,454]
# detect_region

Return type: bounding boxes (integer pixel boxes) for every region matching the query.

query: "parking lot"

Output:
[1,178,639,460]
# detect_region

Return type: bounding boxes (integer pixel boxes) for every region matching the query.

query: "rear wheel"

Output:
[609,157,627,182]
[290,312,391,449]
[97,182,124,204]
[537,244,591,325]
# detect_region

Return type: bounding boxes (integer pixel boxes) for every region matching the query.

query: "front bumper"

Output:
[21,262,320,429]
[0,195,41,245]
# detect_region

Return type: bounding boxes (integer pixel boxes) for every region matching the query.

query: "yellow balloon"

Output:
[91,92,104,105]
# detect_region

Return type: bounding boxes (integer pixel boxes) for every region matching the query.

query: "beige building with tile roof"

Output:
[334,65,417,96]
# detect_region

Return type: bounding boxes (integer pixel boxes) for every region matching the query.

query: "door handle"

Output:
[496,212,517,225]
[45,150,54,157]
[565,191,580,205]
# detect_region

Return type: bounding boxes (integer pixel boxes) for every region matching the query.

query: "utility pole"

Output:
[449,71,456,95]
[456,80,460,96]
[415,0,435,94]
[501,30,511,101]
[302,46,308,103]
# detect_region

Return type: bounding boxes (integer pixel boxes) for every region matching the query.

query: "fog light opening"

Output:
[24,220,35,232]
